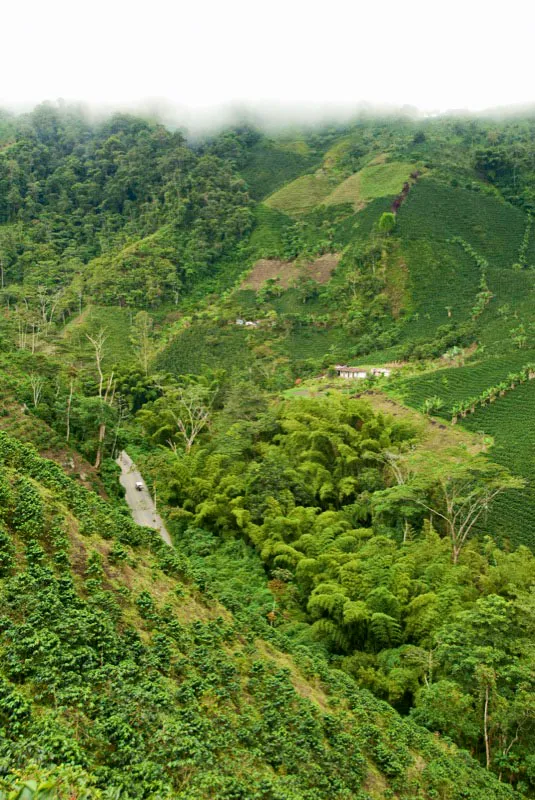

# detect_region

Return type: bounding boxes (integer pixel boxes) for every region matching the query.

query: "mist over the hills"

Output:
[3,97,535,141]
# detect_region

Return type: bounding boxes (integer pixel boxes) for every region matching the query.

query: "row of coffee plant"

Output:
[451,362,535,423]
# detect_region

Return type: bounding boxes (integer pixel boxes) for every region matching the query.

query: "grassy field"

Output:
[321,135,359,169]
[264,173,335,215]
[324,161,416,209]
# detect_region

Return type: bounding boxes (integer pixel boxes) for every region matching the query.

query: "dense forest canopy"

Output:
[2,102,535,798]
[0,105,252,309]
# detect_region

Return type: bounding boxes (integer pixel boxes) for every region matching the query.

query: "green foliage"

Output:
[143,387,535,789]
[0,430,516,799]
[421,395,444,415]
[394,358,535,545]
[323,161,417,209]
[0,106,252,312]
[378,211,396,233]
[5,107,535,799]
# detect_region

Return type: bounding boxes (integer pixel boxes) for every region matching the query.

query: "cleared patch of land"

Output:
[264,172,335,215]
[324,171,363,209]
[304,253,341,282]
[241,253,341,290]
[324,161,416,209]
[276,139,311,156]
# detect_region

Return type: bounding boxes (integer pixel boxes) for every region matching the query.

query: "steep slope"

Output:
[265,172,335,215]
[240,139,320,200]
[0,432,519,799]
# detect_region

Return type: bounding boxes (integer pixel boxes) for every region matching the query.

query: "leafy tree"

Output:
[404,452,524,564]
[138,383,214,454]
[130,311,155,375]
[378,212,396,234]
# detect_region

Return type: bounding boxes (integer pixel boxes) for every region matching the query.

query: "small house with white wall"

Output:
[335,365,368,379]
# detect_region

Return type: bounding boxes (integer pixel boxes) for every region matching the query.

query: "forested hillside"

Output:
[2,103,535,798]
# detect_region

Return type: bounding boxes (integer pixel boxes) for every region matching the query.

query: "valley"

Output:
[1,105,535,798]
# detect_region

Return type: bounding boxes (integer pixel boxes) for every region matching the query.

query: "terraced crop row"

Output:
[397,180,533,269]
[156,323,257,377]
[460,379,535,548]
[393,350,535,412]
[392,351,535,546]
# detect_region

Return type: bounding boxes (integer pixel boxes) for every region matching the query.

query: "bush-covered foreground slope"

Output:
[0,432,517,800]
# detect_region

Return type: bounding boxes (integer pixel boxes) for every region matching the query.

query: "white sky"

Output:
[2,0,534,120]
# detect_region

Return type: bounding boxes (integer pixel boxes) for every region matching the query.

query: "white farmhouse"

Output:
[335,365,368,379]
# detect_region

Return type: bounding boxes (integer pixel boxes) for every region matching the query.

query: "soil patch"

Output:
[241,254,341,291]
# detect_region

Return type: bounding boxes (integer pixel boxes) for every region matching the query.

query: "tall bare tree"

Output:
[36,285,63,332]
[65,366,78,443]
[86,328,108,398]
[410,453,524,564]
[139,384,214,455]
[130,311,155,375]
[94,371,115,470]
[29,373,44,407]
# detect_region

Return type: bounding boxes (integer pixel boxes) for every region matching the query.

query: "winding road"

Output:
[116,450,172,546]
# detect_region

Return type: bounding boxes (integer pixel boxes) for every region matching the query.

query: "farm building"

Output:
[335,365,392,379]
[335,365,368,379]
[371,367,391,377]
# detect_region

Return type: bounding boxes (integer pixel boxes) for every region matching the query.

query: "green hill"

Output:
[4,105,535,797]
[240,140,320,199]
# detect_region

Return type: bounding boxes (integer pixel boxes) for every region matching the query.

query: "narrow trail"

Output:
[116,450,172,546]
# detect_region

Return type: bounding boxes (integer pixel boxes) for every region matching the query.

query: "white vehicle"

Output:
[135,481,143,492]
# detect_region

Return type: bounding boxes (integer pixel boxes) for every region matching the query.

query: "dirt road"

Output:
[116,450,172,546]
